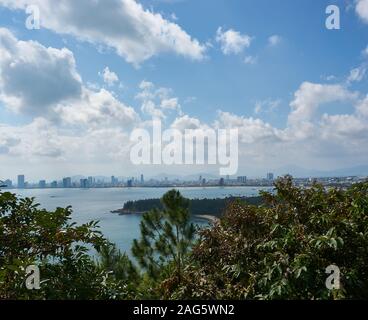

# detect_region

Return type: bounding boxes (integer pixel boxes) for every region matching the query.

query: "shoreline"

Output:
[111,209,219,223]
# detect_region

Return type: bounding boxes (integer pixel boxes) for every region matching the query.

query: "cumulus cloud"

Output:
[55,88,139,128]
[136,80,182,118]
[171,115,203,131]
[216,27,252,55]
[356,0,368,23]
[0,29,139,129]
[0,28,82,116]
[0,0,206,65]
[288,82,358,127]
[100,67,119,86]
[215,111,282,144]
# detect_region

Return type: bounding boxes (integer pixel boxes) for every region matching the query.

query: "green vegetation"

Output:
[119,196,264,218]
[1,176,368,300]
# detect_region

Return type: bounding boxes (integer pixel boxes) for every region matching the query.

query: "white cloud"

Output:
[136,80,182,118]
[216,27,252,55]
[268,35,282,46]
[55,88,139,128]
[171,115,203,131]
[347,65,367,83]
[0,29,139,128]
[215,111,281,144]
[288,82,358,127]
[254,99,281,114]
[0,0,206,65]
[356,0,368,23]
[0,28,82,116]
[100,67,119,86]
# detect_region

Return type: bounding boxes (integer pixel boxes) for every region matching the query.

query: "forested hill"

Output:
[114,196,264,218]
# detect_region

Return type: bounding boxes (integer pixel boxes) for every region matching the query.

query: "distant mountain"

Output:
[150,172,220,181]
[275,165,368,178]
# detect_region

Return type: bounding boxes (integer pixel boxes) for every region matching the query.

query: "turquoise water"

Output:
[14,187,269,254]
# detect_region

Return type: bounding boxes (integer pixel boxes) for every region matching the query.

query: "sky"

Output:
[0,0,368,181]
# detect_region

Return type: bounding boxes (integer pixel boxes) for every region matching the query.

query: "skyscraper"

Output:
[17,175,25,189]
[127,179,133,188]
[39,180,46,188]
[88,176,94,187]
[237,176,247,184]
[63,177,72,188]
[80,179,88,188]
[219,178,225,186]
[267,173,274,181]
[141,174,144,184]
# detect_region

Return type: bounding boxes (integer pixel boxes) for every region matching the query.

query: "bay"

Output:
[15,186,270,254]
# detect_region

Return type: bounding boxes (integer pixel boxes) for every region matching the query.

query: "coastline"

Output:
[111,209,219,223]
[193,214,219,223]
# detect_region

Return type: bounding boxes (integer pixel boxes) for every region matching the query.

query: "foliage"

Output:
[2,179,368,300]
[122,196,263,218]
[132,190,196,297]
[170,177,368,300]
[0,191,130,299]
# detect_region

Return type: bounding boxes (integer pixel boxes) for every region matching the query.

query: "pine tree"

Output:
[132,190,196,283]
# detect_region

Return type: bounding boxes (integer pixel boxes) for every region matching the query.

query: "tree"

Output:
[0,191,129,300]
[132,190,196,294]
[171,177,368,300]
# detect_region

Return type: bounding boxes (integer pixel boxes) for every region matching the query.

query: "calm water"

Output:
[14,187,269,254]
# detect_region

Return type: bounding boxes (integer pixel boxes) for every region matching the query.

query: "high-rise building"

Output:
[111,176,118,186]
[88,176,94,187]
[17,175,25,189]
[51,181,58,188]
[127,179,133,188]
[141,174,144,184]
[219,178,225,186]
[80,179,88,188]
[237,176,247,184]
[39,180,46,188]
[267,173,274,181]
[63,177,72,188]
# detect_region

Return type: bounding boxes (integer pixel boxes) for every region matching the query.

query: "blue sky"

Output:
[0,0,368,181]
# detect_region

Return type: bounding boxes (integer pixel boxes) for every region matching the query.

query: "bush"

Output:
[171,177,368,300]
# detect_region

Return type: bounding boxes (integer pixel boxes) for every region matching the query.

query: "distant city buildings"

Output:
[111,176,119,186]
[88,176,94,187]
[237,176,247,184]
[63,177,72,188]
[80,179,88,188]
[39,180,46,188]
[4,173,366,190]
[17,175,25,189]
[219,177,225,186]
